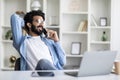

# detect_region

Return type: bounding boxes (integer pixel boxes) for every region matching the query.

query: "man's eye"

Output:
[34,19,44,24]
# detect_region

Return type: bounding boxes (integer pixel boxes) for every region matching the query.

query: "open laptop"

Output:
[65,51,117,77]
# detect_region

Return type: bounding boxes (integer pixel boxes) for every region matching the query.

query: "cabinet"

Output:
[61,0,111,69]
[0,0,111,70]
[0,0,28,70]
[89,0,111,51]
[60,0,88,68]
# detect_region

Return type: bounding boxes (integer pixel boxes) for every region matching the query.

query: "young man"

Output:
[11,10,66,76]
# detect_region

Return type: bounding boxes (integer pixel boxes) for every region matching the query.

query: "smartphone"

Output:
[42,28,48,37]
[31,71,55,77]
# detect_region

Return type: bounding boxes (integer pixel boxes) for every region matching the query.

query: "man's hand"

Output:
[47,29,59,42]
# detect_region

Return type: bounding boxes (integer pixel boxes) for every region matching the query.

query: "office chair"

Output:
[14,58,20,70]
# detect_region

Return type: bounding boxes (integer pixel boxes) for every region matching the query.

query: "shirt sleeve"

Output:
[53,41,66,66]
[10,13,24,50]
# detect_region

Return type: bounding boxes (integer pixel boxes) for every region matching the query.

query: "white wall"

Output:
[111,0,120,61]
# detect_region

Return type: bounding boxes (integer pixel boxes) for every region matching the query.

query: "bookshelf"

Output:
[0,0,112,70]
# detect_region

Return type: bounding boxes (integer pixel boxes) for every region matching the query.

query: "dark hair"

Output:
[24,10,45,32]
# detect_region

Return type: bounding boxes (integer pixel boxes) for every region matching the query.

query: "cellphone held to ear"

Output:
[42,28,48,37]
[42,28,57,40]
[42,28,51,38]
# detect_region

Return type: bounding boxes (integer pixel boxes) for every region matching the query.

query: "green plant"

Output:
[5,30,12,40]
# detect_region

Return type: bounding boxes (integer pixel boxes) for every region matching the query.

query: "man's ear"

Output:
[27,23,31,28]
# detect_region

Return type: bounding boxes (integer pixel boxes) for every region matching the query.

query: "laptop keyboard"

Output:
[63,66,79,70]
[65,72,78,76]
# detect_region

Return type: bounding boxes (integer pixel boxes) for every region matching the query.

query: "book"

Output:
[81,20,88,32]
[78,20,88,32]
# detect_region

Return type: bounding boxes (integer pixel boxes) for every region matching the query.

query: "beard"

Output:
[31,24,43,35]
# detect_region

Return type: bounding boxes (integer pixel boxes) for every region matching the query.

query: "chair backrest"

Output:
[15,58,21,70]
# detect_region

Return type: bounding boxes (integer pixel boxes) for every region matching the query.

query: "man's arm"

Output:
[53,42,66,66]
[11,13,24,50]
[47,29,66,66]
[46,29,66,66]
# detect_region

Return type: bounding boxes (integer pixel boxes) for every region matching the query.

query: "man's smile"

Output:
[37,25,43,31]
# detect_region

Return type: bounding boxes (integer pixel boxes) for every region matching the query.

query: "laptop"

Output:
[65,51,117,77]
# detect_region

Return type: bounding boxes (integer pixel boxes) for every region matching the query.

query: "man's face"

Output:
[31,16,44,35]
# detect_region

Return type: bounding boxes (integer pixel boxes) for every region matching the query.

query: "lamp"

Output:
[31,0,41,10]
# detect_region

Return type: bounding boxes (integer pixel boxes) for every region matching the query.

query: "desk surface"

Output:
[0,70,120,80]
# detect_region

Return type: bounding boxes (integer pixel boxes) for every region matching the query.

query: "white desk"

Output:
[0,70,119,80]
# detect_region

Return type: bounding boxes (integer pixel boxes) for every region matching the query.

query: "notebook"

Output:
[65,51,117,77]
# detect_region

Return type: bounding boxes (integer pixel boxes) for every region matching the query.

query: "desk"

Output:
[0,70,120,80]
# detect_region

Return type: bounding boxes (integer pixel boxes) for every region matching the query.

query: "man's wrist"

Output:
[54,39,59,42]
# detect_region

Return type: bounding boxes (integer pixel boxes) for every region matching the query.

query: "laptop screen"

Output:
[77,51,117,77]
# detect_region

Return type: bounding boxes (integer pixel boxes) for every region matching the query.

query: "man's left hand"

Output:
[47,29,59,42]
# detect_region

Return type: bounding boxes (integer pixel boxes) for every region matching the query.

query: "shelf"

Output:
[66,55,83,57]
[2,40,13,43]
[2,25,11,28]
[91,26,111,29]
[62,32,88,35]
[1,67,14,71]
[62,12,88,14]
[90,41,110,44]
[46,26,60,28]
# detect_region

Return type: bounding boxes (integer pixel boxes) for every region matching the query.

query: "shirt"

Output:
[26,36,53,70]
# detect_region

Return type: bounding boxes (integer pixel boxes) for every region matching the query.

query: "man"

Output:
[11,10,66,76]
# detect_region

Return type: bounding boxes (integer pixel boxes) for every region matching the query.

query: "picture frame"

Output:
[71,42,81,55]
[100,17,107,26]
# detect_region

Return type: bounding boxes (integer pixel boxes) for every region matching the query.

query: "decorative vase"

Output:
[101,31,107,41]
[9,55,17,67]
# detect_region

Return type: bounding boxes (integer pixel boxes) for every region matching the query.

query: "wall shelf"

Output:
[62,12,88,14]
[90,41,110,44]
[2,40,13,43]
[62,32,88,35]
